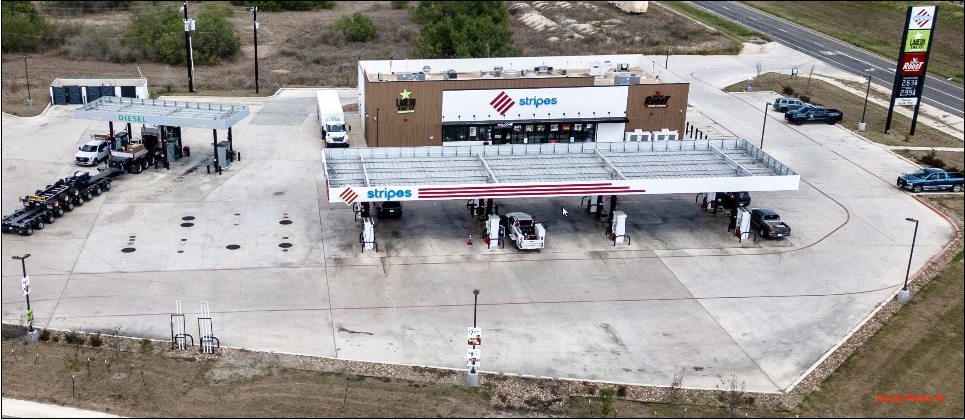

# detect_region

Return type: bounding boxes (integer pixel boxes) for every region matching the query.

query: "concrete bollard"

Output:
[207,165,211,174]
[467,370,479,386]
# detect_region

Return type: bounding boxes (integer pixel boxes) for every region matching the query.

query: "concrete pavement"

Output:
[2,44,959,394]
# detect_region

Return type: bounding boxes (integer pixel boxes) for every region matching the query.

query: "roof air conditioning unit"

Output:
[423,65,431,74]
[416,71,426,81]
[538,65,549,74]
[377,72,383,81]
[624,129,651,142]
[502,69,518,78]
[493,66,503,77]
[443,69,457,80]
[653,129,680,141]
[588,61,605,78]
[617,63,630,72]
[615,74,641,85]
[560,68,567,75]
[397,72,415,81]
[520,68,528,76]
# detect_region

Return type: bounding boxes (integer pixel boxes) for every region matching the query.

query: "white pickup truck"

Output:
[502,212,545,250]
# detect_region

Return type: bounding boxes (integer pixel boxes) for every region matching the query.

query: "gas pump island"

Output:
[73,96,250,172]
[323,140,800,251]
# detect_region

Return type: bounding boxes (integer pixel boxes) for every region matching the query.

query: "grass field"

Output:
[794,196,964,418]
[745,1,965,84]
[726,72,964,171]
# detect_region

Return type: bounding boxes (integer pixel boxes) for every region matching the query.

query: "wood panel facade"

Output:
[363,73,688,147]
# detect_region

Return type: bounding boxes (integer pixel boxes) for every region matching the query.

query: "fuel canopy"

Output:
[323,140,799,205]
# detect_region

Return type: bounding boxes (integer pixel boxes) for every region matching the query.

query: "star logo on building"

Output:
[400,89,412,99]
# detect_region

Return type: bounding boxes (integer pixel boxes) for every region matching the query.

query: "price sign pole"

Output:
[884,5,938,135]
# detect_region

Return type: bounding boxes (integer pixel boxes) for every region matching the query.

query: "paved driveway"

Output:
[2,52,956,393]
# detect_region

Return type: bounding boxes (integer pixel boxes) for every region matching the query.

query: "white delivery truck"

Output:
[316,90,349,148]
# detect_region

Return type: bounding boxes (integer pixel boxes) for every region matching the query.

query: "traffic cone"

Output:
[468,235,473,245]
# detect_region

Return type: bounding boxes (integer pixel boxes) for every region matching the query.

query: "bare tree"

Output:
[105,324,124,359]
[755,59,764,82]
[667,369,685,403]
[716,374,745,417]
[806,65,816,95]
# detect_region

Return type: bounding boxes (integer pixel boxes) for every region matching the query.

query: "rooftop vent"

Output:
[617,63,630,72]
[502,69,518,78]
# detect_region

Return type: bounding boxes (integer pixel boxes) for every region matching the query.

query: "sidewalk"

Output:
[1,398,121,418]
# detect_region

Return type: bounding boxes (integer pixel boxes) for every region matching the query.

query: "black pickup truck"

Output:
[785,105,843,125]
[749,208,791,238]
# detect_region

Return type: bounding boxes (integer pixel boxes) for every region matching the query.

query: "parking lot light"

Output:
[12,254,33,332]
[859,69,874,131]
[898,217,918,303]
[761,102,771,149]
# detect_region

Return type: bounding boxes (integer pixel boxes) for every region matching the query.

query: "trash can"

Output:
[183,146,191,157]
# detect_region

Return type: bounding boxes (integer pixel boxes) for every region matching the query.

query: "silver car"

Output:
[772,97,806,113]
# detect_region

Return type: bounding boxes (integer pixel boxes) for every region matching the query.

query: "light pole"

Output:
[761,102,771,149]
[12,254,33,332]
[898,218,918,303]
[22,56,33,106]
[250,7,259,94]
[859,69,874,131]
[468,289,480,386]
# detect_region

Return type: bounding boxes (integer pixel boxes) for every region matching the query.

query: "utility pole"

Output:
[181,2,196,93]
[251,7,259,93]
[22,56,33,106]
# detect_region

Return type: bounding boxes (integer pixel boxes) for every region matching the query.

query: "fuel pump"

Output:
[361,217,376,250]
[586,195,600,213]
[485,214,502,249]
[216,141,232,168]
[735,208,751,242]
[610,211,629,245]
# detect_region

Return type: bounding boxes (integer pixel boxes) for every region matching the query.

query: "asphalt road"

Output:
[690,1,965,119]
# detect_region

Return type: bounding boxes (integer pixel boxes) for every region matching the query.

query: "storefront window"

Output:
[443,121,598,144]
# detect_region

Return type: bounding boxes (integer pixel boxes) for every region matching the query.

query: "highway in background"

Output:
[690,1,965,119]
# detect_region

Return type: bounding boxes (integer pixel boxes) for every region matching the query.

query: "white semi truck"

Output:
[316,90,349,148]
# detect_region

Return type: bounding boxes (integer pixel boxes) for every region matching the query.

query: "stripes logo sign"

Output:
[490,91,515,116]
[339,186,359,205]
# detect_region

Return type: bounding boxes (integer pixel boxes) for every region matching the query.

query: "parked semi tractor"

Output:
[316,90,349,148]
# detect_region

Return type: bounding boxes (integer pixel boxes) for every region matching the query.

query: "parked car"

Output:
[715,192,751,209]
[749,208,791,238]
[377,201,403,218]
[897,168,965,193]
[784,105,843,125]
[75,139,110,166]
[772,97,806,113]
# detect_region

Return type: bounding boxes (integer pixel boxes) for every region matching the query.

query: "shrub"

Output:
[782,85,795,96]
[410,1,518,58]
[89,333,103,347]
[798,95,811,104]
[39,329,51,342]
[43,1,133,17]
[229,1,334,12]
[63,331,80,345]
[919,150,946,169]
[331,12,378,43]
[140,338,154,355]
[1,1,60,53]
[391,1,409,10]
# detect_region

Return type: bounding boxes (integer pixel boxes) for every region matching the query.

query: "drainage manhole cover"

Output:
[127,242,134,245]
[282,249,289,252]
[226,244,241,250]
[181,223,194,227]
[121,248,136,253]
[279,243,293,248]
[182,216,195,221]
[279,220,293,225]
